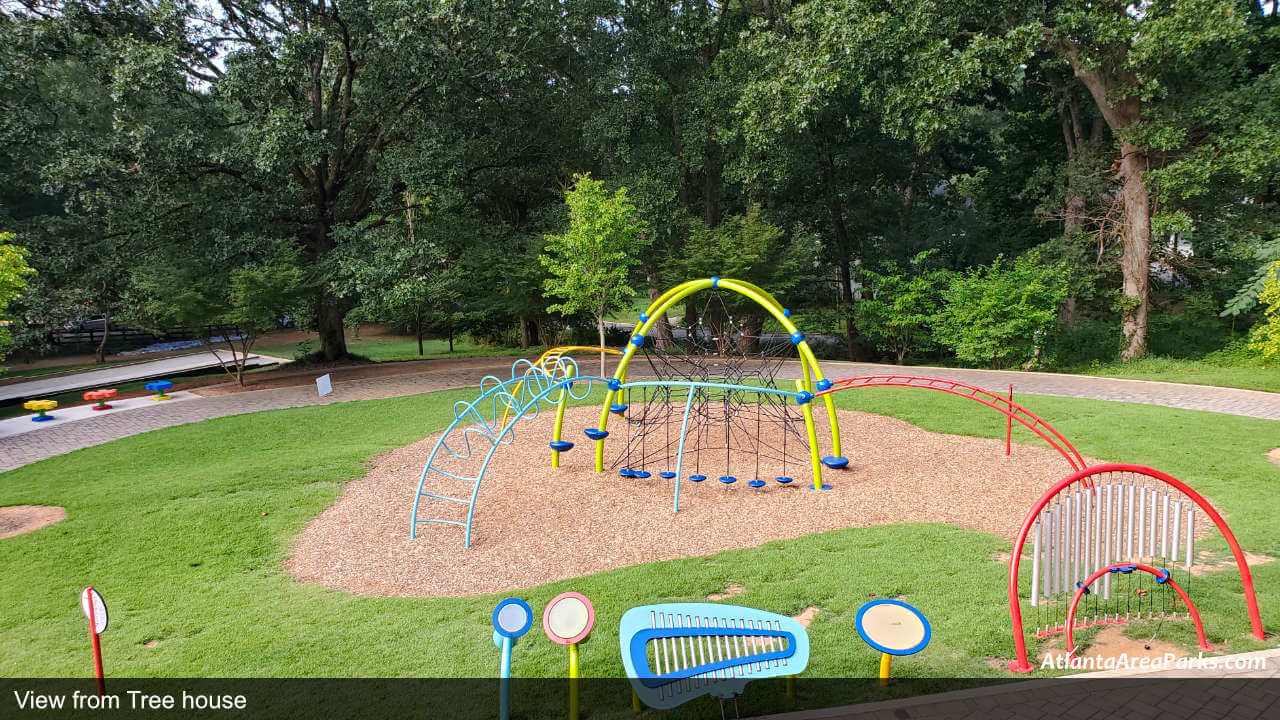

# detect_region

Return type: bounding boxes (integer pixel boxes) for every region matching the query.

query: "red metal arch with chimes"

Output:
[1006,463,1263,673]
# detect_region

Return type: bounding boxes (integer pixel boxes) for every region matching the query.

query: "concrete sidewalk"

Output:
[0,350,282,403]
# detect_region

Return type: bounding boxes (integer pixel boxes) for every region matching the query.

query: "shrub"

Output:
[933,253,1069,369]
[1248,262,1280,363]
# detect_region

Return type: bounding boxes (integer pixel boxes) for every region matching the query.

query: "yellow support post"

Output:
[551,364,575,469]
[878,652,892,687]
[797,380,823,490]
[568,643,580,720]
[786,675,797,699]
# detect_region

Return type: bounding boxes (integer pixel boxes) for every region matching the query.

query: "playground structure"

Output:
[1006,463,1264,672]
[407,277,1265,671]
[23,399,57,421]
[619,602,809,710]
[83,388,117,410]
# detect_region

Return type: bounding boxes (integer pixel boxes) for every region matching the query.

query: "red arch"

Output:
[1065,563,1210,656]
[816,375,1087,472]
[1007,463,1263,673]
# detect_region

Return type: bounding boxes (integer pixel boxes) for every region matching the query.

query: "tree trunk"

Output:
[822,152,862,362]
[95,309,110,363]
[519,316,531,349]
[1116,142,1151,360]
[448,321,454,353]
[415,308,423,356]
[315,291,349,361]
[596,314,606,377]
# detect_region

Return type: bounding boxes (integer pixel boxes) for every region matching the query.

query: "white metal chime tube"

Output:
[1185,507,1195,571]
[1171,500,1182,563]
[1148,489,1158,558]
[1126,483,1136,559]
[1100,484,1109,599]
[1161,492,1171,560]
[1031,520,1041,607]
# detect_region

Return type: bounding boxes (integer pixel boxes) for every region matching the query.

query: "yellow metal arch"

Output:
[501,345,623,433]
[592,277,843,484]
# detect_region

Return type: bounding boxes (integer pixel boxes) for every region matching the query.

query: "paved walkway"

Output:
[749,648,1280,720]
[0,350,280,402]
[0,358,1277,473]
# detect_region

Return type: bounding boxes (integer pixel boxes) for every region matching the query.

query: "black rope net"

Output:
[608,291,812,484]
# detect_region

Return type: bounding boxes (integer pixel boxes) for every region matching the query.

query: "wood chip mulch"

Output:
[284,407,1100,597]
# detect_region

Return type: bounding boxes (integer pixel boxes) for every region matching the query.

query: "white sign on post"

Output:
[316,373,333,397]
[80,587,108,635]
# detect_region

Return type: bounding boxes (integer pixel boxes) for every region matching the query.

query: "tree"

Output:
[1248,262,1280,364]
[934,253,1070,369]
[857,252,952,364]
[542,174,646,375]
[129,254,305,385]
[0,233,36,364]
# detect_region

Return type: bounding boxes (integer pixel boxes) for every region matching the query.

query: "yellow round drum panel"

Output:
[856,600,931,656]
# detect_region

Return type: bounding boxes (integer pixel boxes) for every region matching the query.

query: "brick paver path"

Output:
[1,358,1277,473]
[749,648,1280,720]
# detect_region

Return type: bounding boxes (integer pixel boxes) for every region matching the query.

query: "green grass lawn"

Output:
[255,335,535,363]
[0,385,1276,705]
[1056,356,1280,394]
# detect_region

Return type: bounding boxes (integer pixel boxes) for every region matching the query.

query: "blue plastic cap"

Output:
[639,313,649,322]
[710,276,721,287]
[607,378,622,391]
[630,334,644,347]
[1156,568,1170,584]
[796,391,813,405]
[782,308,791,318]
[789,331,805,345]
[1076,581,1091,595]
[815,379,833,391]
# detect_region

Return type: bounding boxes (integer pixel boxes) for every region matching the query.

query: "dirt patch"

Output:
[1038,625,1181,668]
[707,583,745,601]
[286,406,1100,597]
[1191,549,1275,577]
[792,606,821,628]
[0,505,66,539]
[991,551,1011,563]
[1268,448,1280,468]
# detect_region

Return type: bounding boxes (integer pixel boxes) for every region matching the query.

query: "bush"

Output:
[933,253,1069,369]
[1248,262,1280,363]
[1043,318,1124,367]
[1146,292,1237,358]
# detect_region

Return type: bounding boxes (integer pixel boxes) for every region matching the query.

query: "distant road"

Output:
[0,351,282,403]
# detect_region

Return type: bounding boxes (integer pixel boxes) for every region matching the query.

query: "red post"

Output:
[1005,384,1013,456]
[85,587,105,696]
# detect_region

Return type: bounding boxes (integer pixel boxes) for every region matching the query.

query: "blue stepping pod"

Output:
[549,441,574,452]
[689,474,707,483]
[748,480,766,488]
[659,471,676,479]
[775,476,794,484]
[822,456,850,469]
[634,470,652,479]
[718,476,737,485]
[610,403,629,414]
[584,428,609,440]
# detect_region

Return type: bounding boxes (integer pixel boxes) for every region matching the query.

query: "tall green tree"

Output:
[541,173,647,375]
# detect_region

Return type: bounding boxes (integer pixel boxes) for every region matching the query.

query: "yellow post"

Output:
[797,380,823,490]
[878,652,892,687]
[568,642,580,720]
[551,365,574,469]
[631,689,641,712]
[786,675,796,699]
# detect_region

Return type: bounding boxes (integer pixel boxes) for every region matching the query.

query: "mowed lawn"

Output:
[0,384,1276,705]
